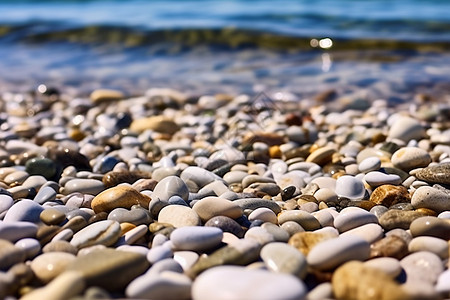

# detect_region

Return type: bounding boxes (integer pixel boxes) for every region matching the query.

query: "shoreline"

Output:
[0,85,449,299]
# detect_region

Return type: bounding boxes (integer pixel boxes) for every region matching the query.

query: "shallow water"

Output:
[0,0,449,100]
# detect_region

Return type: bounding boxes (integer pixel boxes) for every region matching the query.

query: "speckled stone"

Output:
[411,186,450,213]
[192,266,307,300]
[370,235,409,259]
[70,220,121,249]
[378,209,426,230]
[409,216,450,240]
[30,252,76,283]
[332,261,408,300]
[391,147,431,171]
[91,185,151,214]
[307,235,370,271]
[414,163,450,185]
[66,248,149,290]
[369,184,410,207]
[158,205,201,228]
[260,242,307,278]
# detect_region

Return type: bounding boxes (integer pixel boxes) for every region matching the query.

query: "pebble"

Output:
[192,266,307,300]
[334,175,366,200]
[408,236,449,259]
[307,235,370,270]
[260,242,307,278]
[363,257,402,278]
[62,178,105,195]
[288,229,338,256]
[409,216,450,239]
[369,184,410,207]
[391,147,431,171]
[358,156,381,173]
[414,163,450,185]
[174,251,199,271]
[0,239,26,270]
[341,223,384,243]
[40,207,66,225]
[363,171,402,187]
[388,116,425,142]
[333,208,379,233]
[0,221,38,242]
[248,207,278,224]
[158,205,201,227]
[152,175,189,201]
[14,238,41,259]
[436,269,450,294]
[378,209,426,231]
[370,234,409,259]
[192,197,243,222]
[30,252,76,283]
[91,185,151,214]
[204,216,244,238]
[3,199,44,223]
[130,115,180,135]
[25,157,57,180]
[278,210,321,230]
[34,186,57,204]
[90,88,124,103]
[171,226,223,252]
[70,220,121,249]
[233,198,282,214]
[400,251,444,285]
[411,185,450,213]
[306,146,336,166]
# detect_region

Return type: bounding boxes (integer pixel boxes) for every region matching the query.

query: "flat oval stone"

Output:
[411,186,450,213]
[391,147,431,171]
[233,198,282,215]
[126,271,192,300]
[147,245,173,264]
[306,146,336,166]
[341,223,384,243]
[244,227,275,245]
[30,252,76,283]
[408,236,449,259]
[335,175,366,200]
[15,237,41,259]
[33,186,57,204]
[388,116,425,143]
[130,115,180,135]
[415,163,450,185]
[409,216,450,240]
[70,220,121,249]
[152,176,189,201]
[0,239,26,270]
[3,199,44,223]
[261,222,290,242]
[25,157,57,180]
[204,216,245,238]
[378,209,426,231]
[66,248,149,290]
[369,184,410,207]
[0,194,14,215]
[90,88,124,102]
[0,220,38,242]
[358,156,381,173]
[108,207,152,225]
[4,170,29,185]
[364,171,402,188]
[171,226,223,252]
[192,266,307,300]
[223,171,248,185]
[248,207,278,224]
[333,208,379,233]
[62,178,105,195]
[91,185,151,214]
[260,242,307,278]
[158,205,201,228]
[363,257,402,278]
[307,235,370,270]
[278,210,321,231]
[400,251,444,285]
[40,208,66,225]
[43,240,78,254]
[180,166,223,188]
[192,197,243,222]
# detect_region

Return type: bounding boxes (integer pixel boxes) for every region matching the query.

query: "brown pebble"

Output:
[242,132,285,147]
[43,240,78,255]
[88,212,108,224]
[288,231,336,256]
[370,235,409,259]
[409,216,450,240]
[60,215,88,234]
[102,171,152,188]
[369,184,411,207]
[378,209,426,231]
[36,225,61,246]
[132,178,158,192]
[40,208,66,225]
[91,185,151,214]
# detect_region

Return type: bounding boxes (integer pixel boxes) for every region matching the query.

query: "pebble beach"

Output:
[0,85,449,300]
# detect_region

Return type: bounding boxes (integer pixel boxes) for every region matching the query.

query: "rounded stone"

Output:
[14,238,41,259]
[288,229,338,256]
[436,269,450,294]
[415,163,450,185]
[358,157,381,173]
[378,209,426,231]
[171,226,223,252]
[43,240,78,254]
[90,88,124,103]
[0,221,38,242]
[334,175,366,200]
[388,116,425,143]
[25,158,57,180]
[192,266,307,300]
[62,178,105,196]
[130,116,180,135]
[340,223,384,243]
[363,257,402,278]
[408,236,449,259]
[248,207,278,224]
[34,186,57,204]
[204,216,245,238]
[192,197,243,222]
[107,207,152,225]
[3,199,44,223]
[40,208,66,225]
[306,146,336,166]
[152,176,189,201]
[91,185,151,214]
[333,208,379,233]
[278,210,321,231]
[307,235,370,271]
[391,147,431,171]
[369,184,410,207]
[363,171,402,188]
[400,251,444,285]
[409,216,450,240]
[158,205,201,228]
[411,186,450,213]
[0,194,14,215]
[70,220,121,249]
[260,242,307,278]
[30,252,76,283]
[0,239,26,271]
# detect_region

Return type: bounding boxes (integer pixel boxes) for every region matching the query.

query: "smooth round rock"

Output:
[408,236,449,259]
[70,220,121,249]
[307,235,370,270]
[170,226,223,252]
[436,269,450,294]
[130,116,180,135]
[14,238,41,259]
[3,199,44,223]
[158,205,201,228]
[204,216,245,238]
[192,197,243,222]
[341,223,384,243]
[0,239,26,270]
[260,242,307,278]
[409,216,450,240]
[400,251,444,285]
[62,178,105,195]
[378,209,426,231]
[40,208,66,225]
[364,171,402,187]
[306,146,336,166]
[369,184,410,207]
[248,207,278,224]
[333,208,379,233]
[388,116,425,143]
[30,252,76,283]
[147,245,173,264]
[192,266,307,300]
[233,198,282,215]
[415,163,450,185]
[0,194,14,215]
[0,221,38,242]
[411,186,450,213]
[363,257,402,278]
[152,176,189,201]
[25,158,57,180]
[335,175,366,200]
[358,156,381,173]
[391,147,431,171]
[108,207,152,225]
[244,226,275,245]
[90,88,124,102]
[278,210,321,231]
[43,240,78,254]
[370,235,409,259]
[34,186,57,204]
[91,185,151,214]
